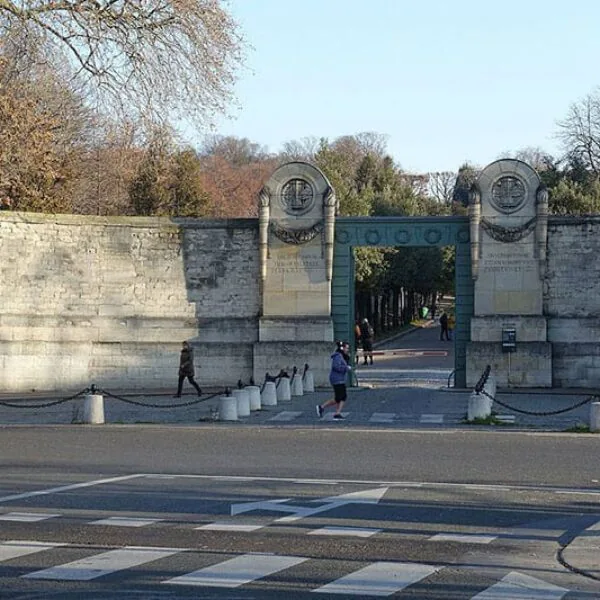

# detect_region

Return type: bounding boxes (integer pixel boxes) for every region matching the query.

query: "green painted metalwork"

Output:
[332,216,472,388]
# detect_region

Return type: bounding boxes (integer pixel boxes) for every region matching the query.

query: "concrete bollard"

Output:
[291,376,304,397]
[467,391,491,421]
[219,395,238,421]
[277,377,291,403]
[83,394,105,424]
[261,381,277,406]
[303,370,315,393]
[232,388,250,417]
[590,402,600,432]
[483,375,496,413]
[246,385,261,411]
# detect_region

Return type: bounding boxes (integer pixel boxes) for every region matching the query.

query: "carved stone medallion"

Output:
[280,178,315,216]
[490,175,527,214]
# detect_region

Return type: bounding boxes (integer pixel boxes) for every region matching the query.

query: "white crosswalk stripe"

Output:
[470,571,569,599]
[22,545,182,581]
[268,411,302,421]
[164,553,308,587]
[0,540,65,561]
[90,516,163,527]
[0,512,60,522]
[313,561,441,596]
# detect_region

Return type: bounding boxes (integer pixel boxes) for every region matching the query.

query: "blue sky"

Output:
[201,0,600,174]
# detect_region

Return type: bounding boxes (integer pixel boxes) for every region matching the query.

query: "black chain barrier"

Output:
[99,388,222,409]
[480,388,596,416]
[0,387,90,409]
[473,364,596,416]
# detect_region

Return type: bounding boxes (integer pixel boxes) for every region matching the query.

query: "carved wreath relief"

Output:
[490,176,526,214]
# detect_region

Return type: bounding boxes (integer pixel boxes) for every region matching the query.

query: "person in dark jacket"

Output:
[174,341,202,397]
[439,312,450,341]
[316,341,352,420]
[359,318,374,365]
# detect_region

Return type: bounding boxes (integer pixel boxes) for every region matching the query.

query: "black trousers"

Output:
[177,374,201,396]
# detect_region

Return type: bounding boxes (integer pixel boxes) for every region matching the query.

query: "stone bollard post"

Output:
[83,393,105,424]
[232,388,250,417]
[291,375,303,397]
[467,391,491,421]
[482,375,496,413]
[277,377,291,403]
[246,385,261,411]
[590,402,600,432]
[303,370,315,393]
[261,381,277,407]
[219,395,238,421]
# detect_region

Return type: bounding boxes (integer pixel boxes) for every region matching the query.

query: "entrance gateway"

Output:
[331,217,472,388]
[256,159,549,389]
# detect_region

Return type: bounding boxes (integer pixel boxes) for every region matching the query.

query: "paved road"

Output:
[0,427,599,598]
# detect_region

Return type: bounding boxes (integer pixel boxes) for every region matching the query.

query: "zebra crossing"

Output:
[0,540,571,597]
[266,410,449,424]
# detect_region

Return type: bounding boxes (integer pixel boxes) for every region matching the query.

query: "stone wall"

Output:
[0,213,260,392]
[2,212,600,392]
[546,217,600,387]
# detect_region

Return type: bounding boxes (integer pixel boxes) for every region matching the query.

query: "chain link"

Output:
[480,389,596,416]
[100,388,221,408]
[0,388,90,409]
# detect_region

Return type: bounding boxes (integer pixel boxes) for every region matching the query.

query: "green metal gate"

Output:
[331,216,472,388]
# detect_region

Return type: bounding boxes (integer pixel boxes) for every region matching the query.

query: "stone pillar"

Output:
[253,162,336,387]
[466,159,552,388]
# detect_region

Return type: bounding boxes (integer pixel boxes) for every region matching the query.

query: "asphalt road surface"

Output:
[0,425,599,599]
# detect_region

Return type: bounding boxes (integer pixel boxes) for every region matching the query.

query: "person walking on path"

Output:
[316,341,352,420]
[439,312,450,341]
[359,318,375,365]
[447,313,456,341]
[174,341,202,397]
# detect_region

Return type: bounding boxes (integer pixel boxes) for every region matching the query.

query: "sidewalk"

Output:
[0,381,596,432]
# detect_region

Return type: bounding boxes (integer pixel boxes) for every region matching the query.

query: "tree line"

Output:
[1,1,600,334]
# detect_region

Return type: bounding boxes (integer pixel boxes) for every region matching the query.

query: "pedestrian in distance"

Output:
[316,340,352,420]
[447,313,456,341]
[439,312,450,341]
[174,341,202,398]
[359,318,375,365]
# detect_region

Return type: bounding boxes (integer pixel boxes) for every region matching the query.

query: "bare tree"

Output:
[427,171,456,204]
[557,91,600,175]
[0,0,246,127]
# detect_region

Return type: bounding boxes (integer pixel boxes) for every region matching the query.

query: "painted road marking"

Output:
[471,571,568,599]
[0,512,60,522]
[420,414,444,424]
[369,412,396,423]
[164,553,307,588]
[0,474,143,504]
[313,561,440,596]
[231,487,389,524]
[308,526,381,538]
[429,533,496,544]
[90,517,163,527]
[197,522,264,532]
[23,546,182,581]
[0,540,65,562]
[268,411,302,422]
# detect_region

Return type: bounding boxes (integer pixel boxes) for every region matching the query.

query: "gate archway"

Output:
[332,216,472,388]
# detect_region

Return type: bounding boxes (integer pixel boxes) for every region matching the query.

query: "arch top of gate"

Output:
[334,216,470,247]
